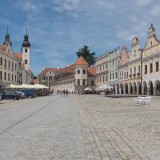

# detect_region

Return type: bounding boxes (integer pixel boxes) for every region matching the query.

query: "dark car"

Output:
[2,91,21,100]
[21,89,36,98]
[15,91,26,99]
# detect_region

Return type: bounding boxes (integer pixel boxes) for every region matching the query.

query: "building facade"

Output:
[118,46,130,94]
[108,47,121,94]
[0,29,33,90]
[142,24,160,96]
[38,57,96,93]
[128,37,142,95]
[96,53,108,87]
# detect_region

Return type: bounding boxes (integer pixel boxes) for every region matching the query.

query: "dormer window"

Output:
[134,50,136,57]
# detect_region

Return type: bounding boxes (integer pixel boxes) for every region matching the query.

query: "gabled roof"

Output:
[14,53,22,59]
[39,68,59,76]
[75,56,89,65]
[87,66,96,76]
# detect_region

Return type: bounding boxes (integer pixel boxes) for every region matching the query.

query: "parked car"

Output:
[15,91,26,99]
[0,93,2,101]
[2,91,21,100]
[21,89,36,98]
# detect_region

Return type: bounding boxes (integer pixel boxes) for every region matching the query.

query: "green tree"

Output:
[76,45,96,66]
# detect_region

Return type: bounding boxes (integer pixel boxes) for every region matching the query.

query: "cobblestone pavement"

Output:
[0,95,160,160]
[0,95,86,160]
[76,94,160,160]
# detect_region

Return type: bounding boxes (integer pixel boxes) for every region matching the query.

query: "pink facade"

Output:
[119,46,130,94]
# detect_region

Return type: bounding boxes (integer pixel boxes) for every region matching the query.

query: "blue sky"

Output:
[0,0,160,76]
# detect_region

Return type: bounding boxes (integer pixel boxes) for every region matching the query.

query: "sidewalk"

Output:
[76,94,160,160]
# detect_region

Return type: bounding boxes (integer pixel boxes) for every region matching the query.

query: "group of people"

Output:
[57,89,69,96]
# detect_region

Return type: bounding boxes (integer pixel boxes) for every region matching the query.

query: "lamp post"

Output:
[140,50,143,95]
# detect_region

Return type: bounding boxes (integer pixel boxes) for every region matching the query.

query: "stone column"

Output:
[153,87,156,96]
[147,87,150,95]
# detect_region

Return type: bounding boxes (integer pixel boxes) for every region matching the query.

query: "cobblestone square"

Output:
[0,94,160,160]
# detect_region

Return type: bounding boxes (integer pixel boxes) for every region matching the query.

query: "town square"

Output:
[0,94,160,160]
[1,0,160,160]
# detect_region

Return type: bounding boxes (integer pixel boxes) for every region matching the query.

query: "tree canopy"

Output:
[76,45,96,66]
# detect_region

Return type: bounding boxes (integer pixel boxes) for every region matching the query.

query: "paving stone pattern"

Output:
[0,94,159,160]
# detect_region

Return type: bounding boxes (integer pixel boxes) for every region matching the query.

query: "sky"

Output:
[0,0,160,76]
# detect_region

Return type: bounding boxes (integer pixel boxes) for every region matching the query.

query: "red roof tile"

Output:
[87,66,96,76]
[75,56,89,65]
[14,53,22,59]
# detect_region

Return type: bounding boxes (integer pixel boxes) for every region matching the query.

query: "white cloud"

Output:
[135,0,151,7]
[150,4,160,17]
[22,2,36,11]
[52,0,80,12]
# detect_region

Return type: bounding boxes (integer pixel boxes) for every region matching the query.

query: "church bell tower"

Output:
[22,29,31,71]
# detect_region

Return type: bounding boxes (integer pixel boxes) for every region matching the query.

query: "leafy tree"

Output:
[76,45,96,66]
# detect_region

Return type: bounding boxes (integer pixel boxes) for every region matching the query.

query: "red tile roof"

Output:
[39,68,60,76]
[87,66,96,76]
[75,56,89,65]
[14,53,22,59]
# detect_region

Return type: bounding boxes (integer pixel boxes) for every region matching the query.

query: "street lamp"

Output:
[140,50,143,95]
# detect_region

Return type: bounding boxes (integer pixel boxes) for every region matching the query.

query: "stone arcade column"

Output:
[147,87,150,95]
[153,87,156,96]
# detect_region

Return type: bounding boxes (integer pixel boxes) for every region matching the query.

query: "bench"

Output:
[134,96,151,105]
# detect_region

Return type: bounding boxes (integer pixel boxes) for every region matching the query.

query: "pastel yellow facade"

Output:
[128,37,142,94]
[142,24,160,95]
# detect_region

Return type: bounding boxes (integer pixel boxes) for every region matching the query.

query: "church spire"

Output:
[3,25,12,46]
[22,28,31,47]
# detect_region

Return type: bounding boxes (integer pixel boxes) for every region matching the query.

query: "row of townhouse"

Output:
[96,24,160,96]
[0,29,33,90]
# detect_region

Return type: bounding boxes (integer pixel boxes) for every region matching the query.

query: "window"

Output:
[138,66,140,73]
[4,72,6,80]
[77,70,80,74]
[100,66,101,71]
[15,75,16,82]
[113,73,114,79]
[91,81,94,86]
[83,79,85,85]
[116,72,117,78]
[130,68,132,75]
[0,71,2,80]
[4,59,7,69]
[110,74,111,79]
[134,67,136,74]
[12,62,14,70]
[8,60,10,69]
[25,60,28,64]
[151,41,152,47]
[134,50,136,57]
[0,57,2,65]
[106,64,107,69]
[8,73,10,81]
[106,75,108,81]
[127,72,128,78]
[103,76,104,82]
[12,74,13,81]
[77,79,80,86]
[156,62,159,72]
[145,65,147,74]
[150,63,153,73]
[83,70,86,74]
[15,64,17,70]
[25,49,27,53]
[100,77,101,82]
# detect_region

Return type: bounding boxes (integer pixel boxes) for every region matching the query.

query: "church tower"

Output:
[22,29,31,71]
